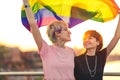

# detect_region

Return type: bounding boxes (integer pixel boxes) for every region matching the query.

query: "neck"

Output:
[54,41,65,48]
[86,48,96,56]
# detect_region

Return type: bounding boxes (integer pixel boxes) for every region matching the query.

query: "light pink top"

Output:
[38,40,75,80]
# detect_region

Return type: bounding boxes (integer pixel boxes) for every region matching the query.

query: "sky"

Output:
[0,0,120,53]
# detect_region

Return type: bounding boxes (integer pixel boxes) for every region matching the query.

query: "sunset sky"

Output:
[0,0,120,54]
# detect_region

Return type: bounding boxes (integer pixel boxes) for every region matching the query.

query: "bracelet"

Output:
[24,5,30,8]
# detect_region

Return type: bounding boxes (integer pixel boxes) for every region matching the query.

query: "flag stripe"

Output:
[21,0,119,31]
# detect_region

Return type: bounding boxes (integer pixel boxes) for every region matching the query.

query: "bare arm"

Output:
[22,0,42,50]
[107,13,120,56]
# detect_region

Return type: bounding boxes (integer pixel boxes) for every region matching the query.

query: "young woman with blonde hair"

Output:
[22,0,76,80]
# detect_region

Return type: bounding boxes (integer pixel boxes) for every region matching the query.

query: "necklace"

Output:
[85,55,97,78]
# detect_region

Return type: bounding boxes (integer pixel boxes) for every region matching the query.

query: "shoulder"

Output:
[74,54,85,64]
[75,54,85,59]
[96,47,107,58]
[65,46,76,56]
[97,47,107,55]
[65,46,74,52]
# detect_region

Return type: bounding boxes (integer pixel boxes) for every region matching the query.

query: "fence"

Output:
[0,71,120,76]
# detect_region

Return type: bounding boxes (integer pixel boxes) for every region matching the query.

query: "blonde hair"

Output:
[46,20,68,43]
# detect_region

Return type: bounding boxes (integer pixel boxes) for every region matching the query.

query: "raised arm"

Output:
[107,13,120,56]
[22,0,42,50]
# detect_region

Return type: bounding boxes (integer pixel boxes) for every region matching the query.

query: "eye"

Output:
[88,37,92,39]
[62,28,67,31]
[64,28,68,31]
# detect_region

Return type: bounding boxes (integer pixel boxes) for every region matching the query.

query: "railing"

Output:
[0,71,120,76]
[104,72,120,76]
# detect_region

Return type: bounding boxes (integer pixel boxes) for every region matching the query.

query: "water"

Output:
[103,61,120,80]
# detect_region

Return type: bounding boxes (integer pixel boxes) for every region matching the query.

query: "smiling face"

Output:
[83,35,99,49]
[57,26,71,42]
[47,20,71,43]
[83,30,103,51]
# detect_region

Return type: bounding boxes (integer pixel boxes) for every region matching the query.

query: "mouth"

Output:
[84,42,92,46]
[66,34,70,38]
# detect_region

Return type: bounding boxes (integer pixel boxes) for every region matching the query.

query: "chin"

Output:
[84,46,92,49]
[67,39,71,42]
[68,38,71,41]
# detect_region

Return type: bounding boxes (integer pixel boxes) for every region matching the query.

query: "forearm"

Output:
[22,0,43,50]
[107,13,120,55]
[114,13,120,39]
[22,0,36,25]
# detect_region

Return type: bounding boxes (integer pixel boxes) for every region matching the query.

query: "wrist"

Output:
[24,4,30,8]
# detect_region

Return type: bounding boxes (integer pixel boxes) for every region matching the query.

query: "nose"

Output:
[68,30,71,34]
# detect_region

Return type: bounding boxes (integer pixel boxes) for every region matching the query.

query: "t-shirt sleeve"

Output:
[99,47,107,64]
[38,40,49,57]
[100,47,107,57]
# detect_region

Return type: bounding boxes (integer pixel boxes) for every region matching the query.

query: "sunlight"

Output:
[67,15,119,49]
[0,0,120,53]
[1,15,120,53]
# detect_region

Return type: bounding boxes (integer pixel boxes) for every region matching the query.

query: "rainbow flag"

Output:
[21,0,119,31]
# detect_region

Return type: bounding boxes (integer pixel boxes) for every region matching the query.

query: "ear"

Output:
[97,41,100,46]
[55,32,60,37]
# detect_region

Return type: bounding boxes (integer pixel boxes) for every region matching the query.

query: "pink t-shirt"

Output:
[38,40,75,80]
